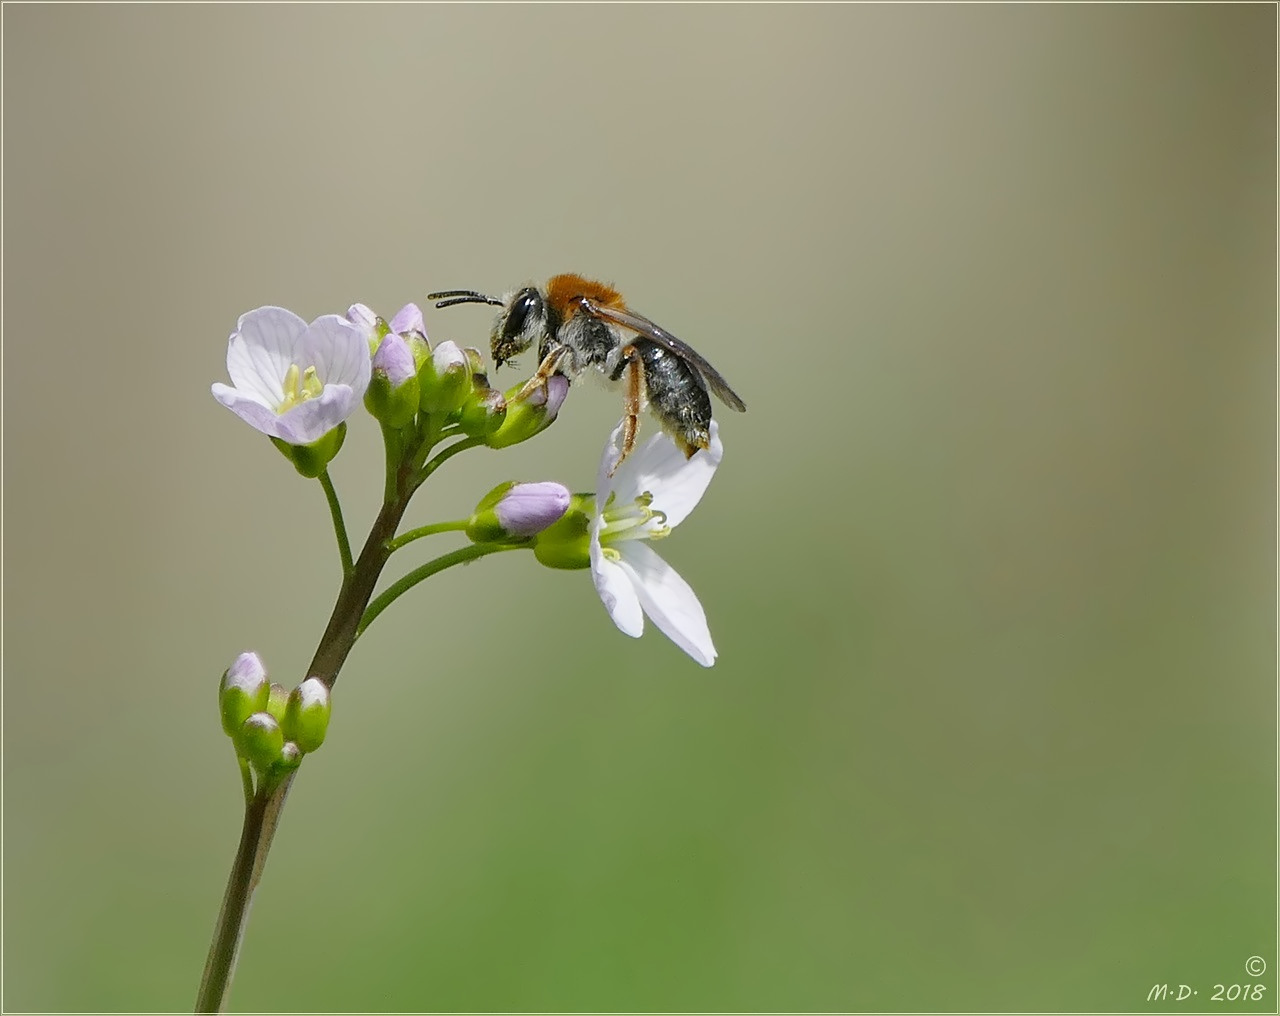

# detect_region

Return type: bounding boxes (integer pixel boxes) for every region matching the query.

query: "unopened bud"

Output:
[236,712,285,773]
[458,386,507,438]
[219,652,270,736]
[405,331,431,371]
[265,682,289,725]
[468,481,571,543]
[278,741,304,771]
[486,374,569,449]
[366,333,420,428]
[419,340,471,415]
[388,303,424,336]
[282,677,332,753]
[347,303,390,354]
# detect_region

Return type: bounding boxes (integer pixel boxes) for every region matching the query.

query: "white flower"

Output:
[589,421,722,667]
[211,307,372,445]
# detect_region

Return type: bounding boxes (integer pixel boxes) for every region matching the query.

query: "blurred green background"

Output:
[4,5,1274,1012]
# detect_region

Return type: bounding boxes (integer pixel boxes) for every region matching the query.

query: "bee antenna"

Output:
[426,289,505,310]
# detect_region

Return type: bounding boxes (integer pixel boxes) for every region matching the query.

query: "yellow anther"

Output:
[277,363,324,414]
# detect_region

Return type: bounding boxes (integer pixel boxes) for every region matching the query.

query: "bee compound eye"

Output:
[503,288,542,341]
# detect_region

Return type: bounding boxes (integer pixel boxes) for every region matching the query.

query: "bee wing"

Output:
[582,301,747,412]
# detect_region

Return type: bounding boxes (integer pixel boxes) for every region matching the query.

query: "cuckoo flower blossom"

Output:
[212,307,372,445]
[590,421,722,667]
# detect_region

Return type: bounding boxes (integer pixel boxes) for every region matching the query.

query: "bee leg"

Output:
[610,345,646,476]
[513,346,568,403]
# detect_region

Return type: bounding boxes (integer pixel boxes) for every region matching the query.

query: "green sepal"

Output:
[365,371,420,429]
[457,387,507,438]
[466,482,516,543]
[532,493,593,570]
[406,332,431,372]
[365,317,391,356]
[235,712,285,774]
[282,677,331,754]
[271,423,347,479]
[418,351,470,416]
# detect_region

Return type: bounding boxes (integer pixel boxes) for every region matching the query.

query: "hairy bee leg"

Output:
[513,346,569,403]
[610,345,646,476]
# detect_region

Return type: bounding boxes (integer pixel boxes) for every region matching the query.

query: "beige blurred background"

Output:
[4,5,1274,1012]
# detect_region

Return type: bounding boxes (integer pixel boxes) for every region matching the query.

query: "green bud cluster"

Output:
[218,655,332,787]
[374,318,570,452]
[359,323,518,448]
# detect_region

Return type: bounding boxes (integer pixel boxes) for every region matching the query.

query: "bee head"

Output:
[491,286,548,368]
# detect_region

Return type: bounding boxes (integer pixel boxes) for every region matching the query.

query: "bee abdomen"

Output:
[638,341,712,457]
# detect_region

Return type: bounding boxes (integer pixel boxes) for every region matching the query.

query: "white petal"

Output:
[211,383,289,439]
[432,340,467,372]
[346,303,378,332]
[274,386,357,445]
[609,420,722,529]
[301,315,372,397]
[389,303,424,335]
[596,420,628,507]
[226,307,308,404]
[616,542,716,667]
[590,534,644,638]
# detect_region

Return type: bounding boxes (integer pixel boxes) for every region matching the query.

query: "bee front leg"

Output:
[610,344,646,476]
[513,346,569,403]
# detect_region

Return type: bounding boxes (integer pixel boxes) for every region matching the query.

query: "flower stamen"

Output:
[278,363,324,414]
[599,493,670,543]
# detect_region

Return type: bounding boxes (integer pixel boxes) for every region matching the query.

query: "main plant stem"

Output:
[196,461,418,1012]
[194,775,292,1013]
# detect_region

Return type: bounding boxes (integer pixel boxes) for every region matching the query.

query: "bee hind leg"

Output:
[609,345,646,476]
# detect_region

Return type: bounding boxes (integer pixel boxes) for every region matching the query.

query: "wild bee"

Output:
[427,273,746,466]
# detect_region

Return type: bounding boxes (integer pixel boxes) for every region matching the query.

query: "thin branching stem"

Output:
[318,470,353,576]
[385,519,470,552]
[415,436,486,488]
[357,542,521,639]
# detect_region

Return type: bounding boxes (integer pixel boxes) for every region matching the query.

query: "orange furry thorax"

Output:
[545,273,626,317]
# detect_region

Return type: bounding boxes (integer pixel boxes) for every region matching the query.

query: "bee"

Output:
[427,273,746,466]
